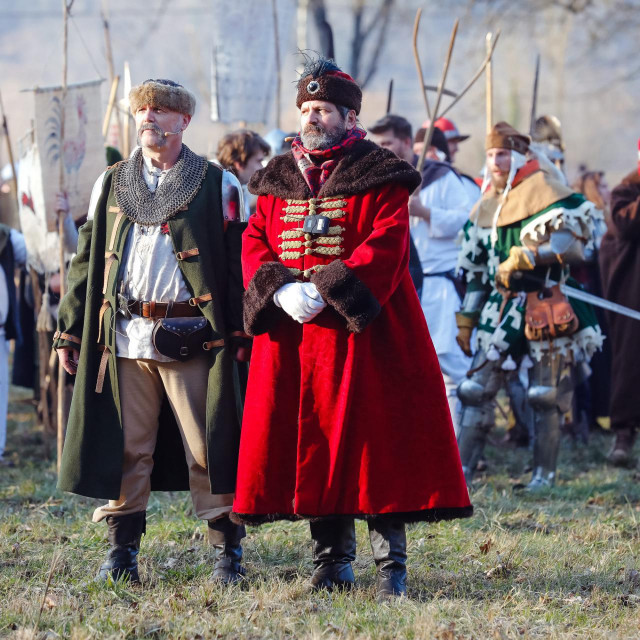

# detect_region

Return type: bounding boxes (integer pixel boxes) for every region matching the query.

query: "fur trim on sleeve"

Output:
[243,262,296,336]
[311,260,381,333]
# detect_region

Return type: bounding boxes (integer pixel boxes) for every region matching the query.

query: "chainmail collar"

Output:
[113,144,208,226]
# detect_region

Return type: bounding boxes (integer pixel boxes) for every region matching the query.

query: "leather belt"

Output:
[126,299,201,319]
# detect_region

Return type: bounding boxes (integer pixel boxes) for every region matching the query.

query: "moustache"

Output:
[303,123,326,135]
[138,123,164,136]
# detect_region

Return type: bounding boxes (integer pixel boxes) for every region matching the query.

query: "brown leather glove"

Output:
[496,246,535,289]
[455,312,475,357]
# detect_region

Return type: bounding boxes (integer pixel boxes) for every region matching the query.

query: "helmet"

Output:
[423,117,470,142]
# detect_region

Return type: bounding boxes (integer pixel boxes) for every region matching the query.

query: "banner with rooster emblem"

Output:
[33,79,104,232]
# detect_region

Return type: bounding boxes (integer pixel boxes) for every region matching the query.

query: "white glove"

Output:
[273,282,326,323]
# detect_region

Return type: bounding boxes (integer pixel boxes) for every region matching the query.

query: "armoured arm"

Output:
[523,228,587,267]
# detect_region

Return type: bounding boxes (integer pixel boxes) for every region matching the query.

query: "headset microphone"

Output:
[164,130,181,137]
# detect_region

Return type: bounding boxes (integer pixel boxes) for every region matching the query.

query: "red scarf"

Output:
[291,127,366,196]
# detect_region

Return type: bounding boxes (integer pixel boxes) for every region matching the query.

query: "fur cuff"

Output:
[243,262,296,336]
[311,260,381,333]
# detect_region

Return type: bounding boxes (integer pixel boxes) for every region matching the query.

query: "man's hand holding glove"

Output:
[273,282,327,323]
[495,246,535,290]
[455,312,476,357]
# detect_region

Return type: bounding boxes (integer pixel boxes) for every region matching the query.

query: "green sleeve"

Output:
[53,219,93,351]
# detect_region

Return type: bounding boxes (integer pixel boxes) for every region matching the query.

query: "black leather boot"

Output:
[309,518,356,591]
[368,517,407,600]
[208,515,246,584]
[97,511,146,583]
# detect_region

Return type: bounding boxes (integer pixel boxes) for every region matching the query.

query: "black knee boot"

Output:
[208,515,246,584]
[98,511,146,583]
[368,517,407,600]
[309,518,356,591]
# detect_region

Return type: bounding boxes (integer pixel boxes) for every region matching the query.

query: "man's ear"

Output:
[345,110,357,131]
[181,114,192,130]
[233,160,246,174]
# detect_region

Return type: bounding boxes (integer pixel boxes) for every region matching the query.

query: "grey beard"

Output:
[301,124,347,150]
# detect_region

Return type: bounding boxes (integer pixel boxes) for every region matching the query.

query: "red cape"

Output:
[232,141,472,524]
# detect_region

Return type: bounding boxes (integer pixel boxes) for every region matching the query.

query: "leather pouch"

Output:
[524,285,579,341]
[152,316,209,361]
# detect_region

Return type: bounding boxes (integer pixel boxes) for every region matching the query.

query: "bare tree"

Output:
[309,0,395,89]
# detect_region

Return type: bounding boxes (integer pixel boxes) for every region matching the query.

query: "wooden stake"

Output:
[122,61,131,158]
[0,90,20,224]
[102,75,120,138]
[437,29,500,120]
[56,0,70,475]
[412,8,432,122]
[529,54,540,135]
[485,33,493,134]
[417,19,459,174]
[271,0,281,130]
[101,0,124,151]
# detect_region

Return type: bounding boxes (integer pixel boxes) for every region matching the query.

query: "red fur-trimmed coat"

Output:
[231,140,472,524]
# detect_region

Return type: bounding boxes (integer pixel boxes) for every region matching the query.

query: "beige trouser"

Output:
[92,355,233,523]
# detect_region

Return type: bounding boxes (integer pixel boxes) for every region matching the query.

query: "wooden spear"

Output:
[416,19,459,174]
[529,54,540,135]
[102,75,120,138]
[485,32,493,134]
[437,29,500,120]
[271,0,282,130]
[101,0,124,151]
[412,8,432,122]
[0,90,20,222]
[56,0,71,474]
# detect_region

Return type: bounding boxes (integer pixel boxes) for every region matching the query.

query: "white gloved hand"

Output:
[273,282,326,323]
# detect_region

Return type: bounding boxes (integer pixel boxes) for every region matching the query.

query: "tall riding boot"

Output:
[208,515,246,584]
[309,518,356,591]
[98,511,146,583]
[368,517,407,600]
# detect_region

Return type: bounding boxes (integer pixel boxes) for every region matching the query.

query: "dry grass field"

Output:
[2,388,640,639]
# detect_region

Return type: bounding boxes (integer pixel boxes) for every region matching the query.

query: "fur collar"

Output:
[249,139,420,200]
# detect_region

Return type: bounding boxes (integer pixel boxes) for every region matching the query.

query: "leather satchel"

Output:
[152,316,210,361]
[524,285,579,341]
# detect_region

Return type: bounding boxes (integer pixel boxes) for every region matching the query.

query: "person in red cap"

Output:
[455,122,603,490]
[231,55,472,600]
[433,117,469,164]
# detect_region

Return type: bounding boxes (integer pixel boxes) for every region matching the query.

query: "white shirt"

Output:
[410,169,473,274]
[87,155,241,361]
[410,169,472,358]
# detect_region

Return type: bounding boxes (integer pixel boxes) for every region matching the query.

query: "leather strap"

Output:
[189,293,212,306]
[53,331,82,346]
[108,211,125,252]
[203,339,225,350]
[95,345,110,393]
[126,299,201,318]
[103,252,117,294]
[176,248,199,260]
[97,300,111,344]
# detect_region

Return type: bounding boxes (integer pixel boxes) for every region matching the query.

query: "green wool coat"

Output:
[53,162,245,500]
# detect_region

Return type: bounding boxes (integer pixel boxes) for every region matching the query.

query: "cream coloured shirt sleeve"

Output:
[87,171,107,222]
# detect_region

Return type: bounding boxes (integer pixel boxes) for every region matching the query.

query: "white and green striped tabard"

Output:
[457,193,604,363]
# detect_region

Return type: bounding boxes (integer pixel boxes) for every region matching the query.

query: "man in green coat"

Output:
[54,79,248,584]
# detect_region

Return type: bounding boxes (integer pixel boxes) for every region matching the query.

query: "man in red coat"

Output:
[231,55,472,600]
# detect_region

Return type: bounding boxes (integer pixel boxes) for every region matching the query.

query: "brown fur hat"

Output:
[296,56,362,114]
[486,121,530,154]
[129,79,196,116]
